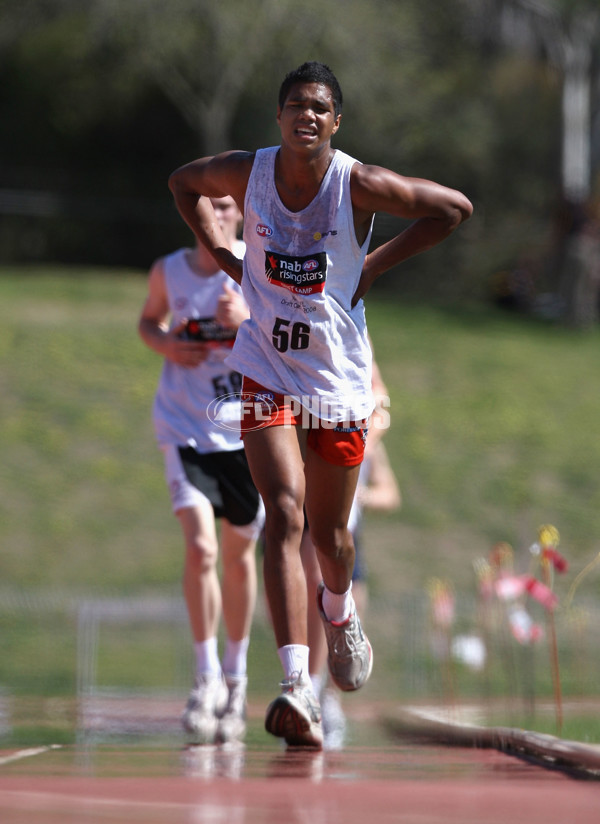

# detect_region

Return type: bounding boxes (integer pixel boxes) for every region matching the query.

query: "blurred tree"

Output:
[3,0,594,317]
[462,0,600,327]
[82,0,479,286]
[88,0,324,154]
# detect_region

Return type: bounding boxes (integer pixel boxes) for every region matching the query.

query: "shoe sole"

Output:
[265,696,323,749]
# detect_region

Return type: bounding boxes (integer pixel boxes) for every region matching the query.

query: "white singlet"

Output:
[226,147,375,423]
[153,243,246,452]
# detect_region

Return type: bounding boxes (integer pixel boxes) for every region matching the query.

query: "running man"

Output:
[168,61,472,748]
[138,196,264,745]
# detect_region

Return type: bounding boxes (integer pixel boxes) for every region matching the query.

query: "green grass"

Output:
[368,299,600,550]
[1,265,600,745]
[3,267,599,592]
[0,267,175,591]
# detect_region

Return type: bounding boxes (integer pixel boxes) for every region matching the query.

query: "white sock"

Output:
[194,637,220,678]
[221,637,250,678]
[322,582,353,623]
[277,644,310,682]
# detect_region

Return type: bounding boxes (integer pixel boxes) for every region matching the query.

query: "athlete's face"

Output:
[210,196,242,241]
[277,82,341,150]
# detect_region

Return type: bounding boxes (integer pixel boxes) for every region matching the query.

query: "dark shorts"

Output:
[178,446,261,527]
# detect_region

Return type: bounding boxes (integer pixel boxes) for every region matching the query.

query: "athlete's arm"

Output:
[138,258,209,368]
[350,164,473,304]
[358,440,402,512]
[168,152,253,285]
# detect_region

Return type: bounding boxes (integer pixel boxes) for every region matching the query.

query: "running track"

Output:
[1,729,598,823]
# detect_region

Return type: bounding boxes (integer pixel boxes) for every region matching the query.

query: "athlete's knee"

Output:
[222,543,255,579]
[185,535,218,572]
[264,488,304,541]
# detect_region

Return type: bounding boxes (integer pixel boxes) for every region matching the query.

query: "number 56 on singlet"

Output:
[271,317,310,353]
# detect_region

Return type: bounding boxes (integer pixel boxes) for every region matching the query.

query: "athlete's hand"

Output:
[164,318,209,368]
[215,283,249,329]
[351,255,377,307]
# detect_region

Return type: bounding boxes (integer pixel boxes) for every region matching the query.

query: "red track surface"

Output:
[0,740,598,823]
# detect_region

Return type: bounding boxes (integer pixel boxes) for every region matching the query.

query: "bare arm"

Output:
[168,152,253,285]
[358,440,402,512]
[138,258,210,368]
[351,164,473,304]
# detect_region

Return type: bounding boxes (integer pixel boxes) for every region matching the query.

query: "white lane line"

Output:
[0,744,62,766]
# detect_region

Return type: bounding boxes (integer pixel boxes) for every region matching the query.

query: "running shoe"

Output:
[217,674,248,743]
[264,672,323,748]
[316,581,373,691]
[181,672,229,745]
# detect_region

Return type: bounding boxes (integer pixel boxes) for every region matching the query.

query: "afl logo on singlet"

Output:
[256,223,273,237]
[303,259,319,272]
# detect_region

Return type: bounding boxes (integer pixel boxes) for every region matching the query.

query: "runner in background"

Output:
[138,196,264,745]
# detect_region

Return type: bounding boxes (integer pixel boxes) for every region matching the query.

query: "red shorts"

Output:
[240,378,367,467]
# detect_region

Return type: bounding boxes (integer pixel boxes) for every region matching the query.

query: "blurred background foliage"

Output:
[1,0,599,323]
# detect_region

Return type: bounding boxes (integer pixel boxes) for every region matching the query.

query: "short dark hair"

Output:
[278,61,343,117]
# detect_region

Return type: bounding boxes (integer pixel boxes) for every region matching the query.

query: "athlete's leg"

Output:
[219,519,257,645]
[164,446,228,742]
[300,528,328,690]
[178,499,231,743]
[304,451,372,693]
[242,424,308,648]
[178,499,221,645]
[215,520,257,743]
[304,450,361,595]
